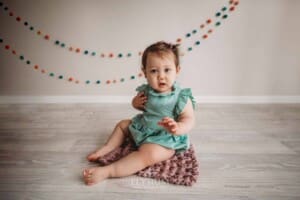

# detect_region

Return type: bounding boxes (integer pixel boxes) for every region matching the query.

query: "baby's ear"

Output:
[176,66,181,74]
[142,67,147,77]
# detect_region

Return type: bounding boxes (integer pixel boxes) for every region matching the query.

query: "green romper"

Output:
[129,83,196,153]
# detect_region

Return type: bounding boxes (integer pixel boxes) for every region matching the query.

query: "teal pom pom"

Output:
[222,14,228,19]
[222,7,227,11]
[216,12,221,17]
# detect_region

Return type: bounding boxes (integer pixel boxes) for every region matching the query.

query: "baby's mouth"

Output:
[159,83,166,87]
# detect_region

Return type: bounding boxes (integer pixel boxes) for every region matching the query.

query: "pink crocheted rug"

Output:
[96,139,199,186]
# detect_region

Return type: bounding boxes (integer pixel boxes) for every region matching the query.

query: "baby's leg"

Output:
[83,143,175,185]
[87,119,131,161]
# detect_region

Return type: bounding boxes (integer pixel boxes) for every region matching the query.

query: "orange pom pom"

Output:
[206,19,212,24]
[44,35,50,40]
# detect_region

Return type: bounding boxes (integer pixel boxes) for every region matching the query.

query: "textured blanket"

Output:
[97,139,199,186]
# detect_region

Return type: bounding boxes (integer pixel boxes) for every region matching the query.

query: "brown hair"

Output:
[141,41,180,69]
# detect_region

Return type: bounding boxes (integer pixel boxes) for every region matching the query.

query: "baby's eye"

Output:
[150,69,157,73]
[165,68,171,73]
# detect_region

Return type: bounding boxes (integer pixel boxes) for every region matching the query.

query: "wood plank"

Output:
[0,104,299,199]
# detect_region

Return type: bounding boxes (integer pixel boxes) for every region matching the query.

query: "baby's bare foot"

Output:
[83,167,109,186]
[87,145,114,162]
[87,150,102,162]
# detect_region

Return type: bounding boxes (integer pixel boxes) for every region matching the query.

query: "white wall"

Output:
[0,0,300,102]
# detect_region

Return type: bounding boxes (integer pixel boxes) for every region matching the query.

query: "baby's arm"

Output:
[132,92,147,111]
[158,99,195,135]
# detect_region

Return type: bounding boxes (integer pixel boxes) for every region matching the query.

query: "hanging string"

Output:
[0,37,143,86]
[0,0,239,59]
[0,0,240,87]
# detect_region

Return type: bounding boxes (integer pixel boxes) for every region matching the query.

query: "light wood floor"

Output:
[0,103,300,200]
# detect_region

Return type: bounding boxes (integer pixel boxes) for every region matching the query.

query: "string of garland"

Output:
[183,0,239,53]
[0,0,239,59]
[0,38,143,86]
[0,0,239,87]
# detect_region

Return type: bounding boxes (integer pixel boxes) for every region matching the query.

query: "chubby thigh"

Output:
[138,143,175,166]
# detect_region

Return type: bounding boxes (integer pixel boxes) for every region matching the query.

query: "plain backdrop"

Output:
[0,0,299,97]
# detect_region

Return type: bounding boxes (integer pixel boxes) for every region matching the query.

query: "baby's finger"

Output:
[165,117,174,122]
[141,98,147,102]
[168,121,176,127]
[163,119,172,126]
[139,92,145,96]
[157,120,166,127]
[161,117,171,123]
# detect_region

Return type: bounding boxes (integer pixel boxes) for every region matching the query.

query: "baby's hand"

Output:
[132,92,147,111]
[158,117,179,134]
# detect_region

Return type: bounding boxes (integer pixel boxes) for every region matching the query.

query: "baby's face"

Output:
[144,52,179,93]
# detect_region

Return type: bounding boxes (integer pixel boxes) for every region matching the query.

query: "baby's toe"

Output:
[87,154,97,161]
[83,169,88,178]
[83,169,92,177]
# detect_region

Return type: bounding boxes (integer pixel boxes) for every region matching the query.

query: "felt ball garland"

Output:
[0,0,239,59]
[182,0,239,52]
[0,38,143,86]
[0,0,240,87]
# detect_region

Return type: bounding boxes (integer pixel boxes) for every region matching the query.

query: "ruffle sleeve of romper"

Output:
[174,88,196,118]
[135,84,149,92]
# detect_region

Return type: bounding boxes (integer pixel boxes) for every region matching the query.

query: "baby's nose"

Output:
[158,75,164,80]
[158,72,165,79]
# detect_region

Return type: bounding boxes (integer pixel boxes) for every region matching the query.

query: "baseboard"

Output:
[195,96,300,103]
[0,96,132,104]
[1,95,300,104]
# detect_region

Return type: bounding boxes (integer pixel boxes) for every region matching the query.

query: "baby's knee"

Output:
[138,144,174,166]
[117,119,131,129]
[116,119,131,135]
